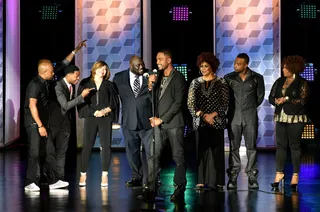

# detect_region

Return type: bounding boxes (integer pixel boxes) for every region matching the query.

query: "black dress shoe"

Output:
[137,188,156,202]
[125,178,142,187]
[170,185,185,202]
[248,170,259,189]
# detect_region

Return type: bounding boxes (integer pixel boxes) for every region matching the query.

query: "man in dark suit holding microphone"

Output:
[113,56,152,187]
[147,49,187,202]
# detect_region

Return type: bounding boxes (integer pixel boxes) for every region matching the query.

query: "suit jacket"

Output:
[269,76,309,116]
[113,69,152,130]
[77,77,119,122]
[153,68,186,129]
[49,79,84,127]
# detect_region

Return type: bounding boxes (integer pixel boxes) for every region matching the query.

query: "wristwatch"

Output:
[285,96,289,101]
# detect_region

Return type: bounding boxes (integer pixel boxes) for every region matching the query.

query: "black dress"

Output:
[187,76,229,188]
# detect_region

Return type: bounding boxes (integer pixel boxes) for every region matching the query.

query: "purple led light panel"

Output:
[172,6,189,21]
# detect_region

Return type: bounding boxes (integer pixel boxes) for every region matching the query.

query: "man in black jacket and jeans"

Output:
[224,53,265,190]
[147,49,187,202]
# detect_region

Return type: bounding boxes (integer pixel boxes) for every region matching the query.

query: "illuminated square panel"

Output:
[300,4,317,19]
[172,6,189,21]
[301,124,315,139]
[41,5,58,20]
[173,64,188,80]
[300,63,316,81]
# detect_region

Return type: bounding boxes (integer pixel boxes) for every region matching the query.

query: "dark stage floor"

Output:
[0,144,320,212]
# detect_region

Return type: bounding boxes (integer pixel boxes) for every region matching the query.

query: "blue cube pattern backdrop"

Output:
[75,0,141,148]
[215,0,281,148]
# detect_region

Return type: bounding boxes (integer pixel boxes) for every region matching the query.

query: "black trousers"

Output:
[81,116,112,172]
[275,122,305,173]
[196,127,225,187]
[46,124,70,181]
[25,124,57,185]
[25,124,47,185]
[147,127,186,187]
[123,129,152,184]
[227,124,258,174]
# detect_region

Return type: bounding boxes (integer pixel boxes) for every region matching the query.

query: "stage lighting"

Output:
[300,63,316,81]
[39,4,62,20]
[301,124,315,139]
[169,6,192,21]
[296,2,319,19]
[173,64,188,80]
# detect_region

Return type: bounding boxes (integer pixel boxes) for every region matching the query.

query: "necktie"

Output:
[69,85,73,99]
[133,76,140,97]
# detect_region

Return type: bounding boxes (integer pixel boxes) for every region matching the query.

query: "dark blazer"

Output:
[113,69,152,130]
[269,76,309,116]
[49,79,84,127]
[153,69,186,129]
[77,77,119,122]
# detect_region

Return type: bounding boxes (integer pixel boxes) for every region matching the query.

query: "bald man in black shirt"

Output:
[24,41,86,191]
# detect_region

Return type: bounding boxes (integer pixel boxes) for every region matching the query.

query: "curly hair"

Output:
[196,52,220,72]
[282,55,305,74]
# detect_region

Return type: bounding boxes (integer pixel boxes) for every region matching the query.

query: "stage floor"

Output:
[0,145,320,212]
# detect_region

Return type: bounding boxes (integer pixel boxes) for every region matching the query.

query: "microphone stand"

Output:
[151,82,156,194]
[145,77,164,204]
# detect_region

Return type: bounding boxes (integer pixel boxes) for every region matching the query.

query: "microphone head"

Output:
[143,73,149,78]
[152,69,158,73]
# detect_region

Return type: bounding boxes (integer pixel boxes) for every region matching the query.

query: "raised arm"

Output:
[55,40,87,74]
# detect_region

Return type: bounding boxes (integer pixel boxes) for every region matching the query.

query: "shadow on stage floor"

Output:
[0,142,320,211]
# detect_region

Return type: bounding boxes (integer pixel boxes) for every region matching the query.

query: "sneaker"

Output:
[24,183,40,192]
[49,180,69,190]
[79,174,87,186]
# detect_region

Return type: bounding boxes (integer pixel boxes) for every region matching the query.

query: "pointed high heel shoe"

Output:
[271,172,285,188]
[290,174,299,190]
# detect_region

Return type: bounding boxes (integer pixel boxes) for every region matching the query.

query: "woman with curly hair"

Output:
[187,52,229,190]
[269,55,309,190]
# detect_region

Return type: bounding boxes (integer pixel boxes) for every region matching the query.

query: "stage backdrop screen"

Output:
[215,0,281,148]
[0,0,20,148]
[75,0,141,148]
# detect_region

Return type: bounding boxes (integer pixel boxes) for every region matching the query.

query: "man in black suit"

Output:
[147,50,187,202]
[47,65,93,182]
[113,56,152,187]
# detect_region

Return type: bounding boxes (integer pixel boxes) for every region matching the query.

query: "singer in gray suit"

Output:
[48,65,93,181]
[113,56,152,186]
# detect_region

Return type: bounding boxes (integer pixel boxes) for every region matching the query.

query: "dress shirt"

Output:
[129,71,142,91]
[63,77,72,99]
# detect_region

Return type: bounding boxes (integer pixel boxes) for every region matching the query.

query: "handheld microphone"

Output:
[152,69,158,75]
[143,69,158,79]
[143,72,149,79]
